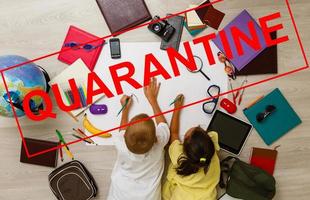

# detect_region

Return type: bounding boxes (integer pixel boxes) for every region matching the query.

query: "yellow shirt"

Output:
[162,131,220,200]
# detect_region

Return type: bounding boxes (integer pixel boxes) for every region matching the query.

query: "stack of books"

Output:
[184,0,225,36]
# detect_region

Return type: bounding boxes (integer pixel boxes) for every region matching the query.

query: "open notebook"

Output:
[49,59,104,120]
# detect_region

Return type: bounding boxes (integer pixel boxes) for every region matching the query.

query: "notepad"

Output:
[195,0,225,30]
[195,0,211,22]
[250,147,278,175]
[213,10,267,71]
[20,138,59,168]
[58,26,105,71]
[160,15,185,51]
[243,88,302,145]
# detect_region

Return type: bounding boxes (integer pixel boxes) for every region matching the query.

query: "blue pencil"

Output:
[78,86,86,107]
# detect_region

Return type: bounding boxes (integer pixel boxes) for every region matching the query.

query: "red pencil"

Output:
[59,142,64,162]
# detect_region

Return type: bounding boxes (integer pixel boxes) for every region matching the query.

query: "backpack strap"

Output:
[219,156,238,188]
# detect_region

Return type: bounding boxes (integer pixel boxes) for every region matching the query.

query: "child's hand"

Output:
[144,77,161,105]
[173,94,184,109]
[120,95,132,111]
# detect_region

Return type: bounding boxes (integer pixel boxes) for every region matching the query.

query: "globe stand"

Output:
[37,65,50,93]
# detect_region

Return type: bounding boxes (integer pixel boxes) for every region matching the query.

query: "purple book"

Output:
[213,10,267,71]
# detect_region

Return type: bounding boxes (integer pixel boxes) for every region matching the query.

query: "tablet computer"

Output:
[207,110,252,155]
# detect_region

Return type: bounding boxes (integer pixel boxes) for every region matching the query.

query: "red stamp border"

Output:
[1,0,308,158]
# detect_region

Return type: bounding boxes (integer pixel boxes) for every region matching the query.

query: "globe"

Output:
[0,55,48,117]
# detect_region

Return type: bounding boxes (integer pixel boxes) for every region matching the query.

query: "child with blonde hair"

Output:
[108,78,170,200]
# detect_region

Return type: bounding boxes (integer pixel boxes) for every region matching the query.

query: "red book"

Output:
[58,25,105,71]
[250,147,278,175]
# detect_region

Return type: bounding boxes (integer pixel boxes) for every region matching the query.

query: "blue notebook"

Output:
[243,88,301,145]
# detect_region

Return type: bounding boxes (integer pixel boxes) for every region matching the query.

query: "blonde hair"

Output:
[124,114,156,154]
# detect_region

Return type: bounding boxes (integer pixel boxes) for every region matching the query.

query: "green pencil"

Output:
[117,96,131,116]
[169,95,183,106]
[55,129,70,151]
[63,90,71,105]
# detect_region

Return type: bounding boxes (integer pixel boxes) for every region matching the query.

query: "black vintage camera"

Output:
[148,16,175,42]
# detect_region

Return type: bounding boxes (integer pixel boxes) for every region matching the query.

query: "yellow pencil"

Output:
[63,144,74,160]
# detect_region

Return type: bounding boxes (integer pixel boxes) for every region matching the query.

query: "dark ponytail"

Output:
[176,127,215,176]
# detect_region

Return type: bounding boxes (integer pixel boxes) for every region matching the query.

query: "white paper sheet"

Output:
[84,41,227,145]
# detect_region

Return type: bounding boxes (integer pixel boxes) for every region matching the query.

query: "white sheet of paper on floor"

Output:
[85,41,228,145]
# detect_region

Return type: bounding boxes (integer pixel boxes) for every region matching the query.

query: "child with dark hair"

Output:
[162,94,220,200]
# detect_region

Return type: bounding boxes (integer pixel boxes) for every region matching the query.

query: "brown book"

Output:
[250,147,278,175]
[203,6,225,30]
[195,0,225,30]
[236,32,278,76]
[20,138,59,168]
[96,0,152,34]
[195,0,211,20]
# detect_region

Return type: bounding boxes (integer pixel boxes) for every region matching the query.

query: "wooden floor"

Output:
[0,0,309,199]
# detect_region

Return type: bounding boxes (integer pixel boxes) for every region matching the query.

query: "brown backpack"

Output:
[48,160,98,200]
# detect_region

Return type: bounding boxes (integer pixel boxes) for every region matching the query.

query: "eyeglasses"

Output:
[3,91,42,114]
[64,41,105,51]
[202,85,220,114]
[217,52,236,80]
[256,105,276,122]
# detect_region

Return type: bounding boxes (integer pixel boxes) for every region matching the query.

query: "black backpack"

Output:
[48,160,98,200]
[220,156,276,200]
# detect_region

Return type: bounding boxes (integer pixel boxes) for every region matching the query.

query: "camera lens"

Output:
[153,24,161,32]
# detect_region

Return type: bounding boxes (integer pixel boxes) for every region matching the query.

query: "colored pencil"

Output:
[82,85,87,103]
[117,96,131,116]
[74,128,94,144]
[56,129,66,146]
[67,90,74,105]
[63,90,71,105]
[169,95,183,106]
[72,134,92,144]
[76,128,96,144]
[59,141,64,162]
[229,79,236,104]
[63,145,74,160]
[55,129,74,159]
[78,86,87,107]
